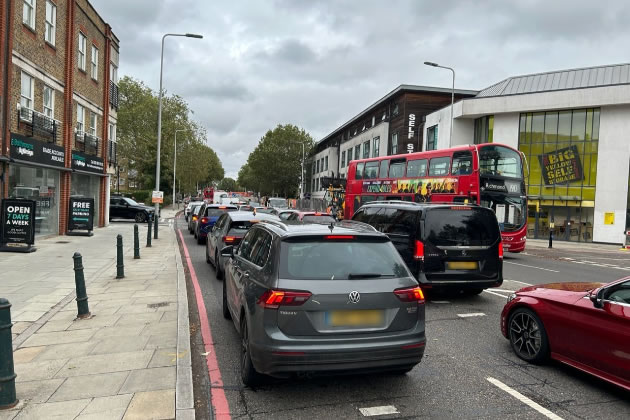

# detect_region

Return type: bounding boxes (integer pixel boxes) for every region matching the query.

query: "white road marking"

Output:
[430,300,450,304]
[487,377,565,420]
[457,312,486,318]
[483,290,510,299]
[504,279,533,286]
[359,405,399,416]
[505,261,559,273]
[493,289,516,293]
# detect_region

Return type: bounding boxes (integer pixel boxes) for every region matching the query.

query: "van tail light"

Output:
[201,217,208,224]
[394,286,425,303]
[223,236,237,244]
[499,241,504,259]
[258,290,312,309]
[414,240,424,261]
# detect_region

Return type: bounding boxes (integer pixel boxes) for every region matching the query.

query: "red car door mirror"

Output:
[590,288,605,309]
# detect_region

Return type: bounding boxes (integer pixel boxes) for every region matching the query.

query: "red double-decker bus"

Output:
[345,143,527,252]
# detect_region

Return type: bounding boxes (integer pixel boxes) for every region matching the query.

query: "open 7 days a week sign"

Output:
[1,199,37,252]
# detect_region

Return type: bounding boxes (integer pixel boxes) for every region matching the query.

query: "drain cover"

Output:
[147,302,170,308]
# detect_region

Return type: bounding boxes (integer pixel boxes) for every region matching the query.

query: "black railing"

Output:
[17,108,61,144]
[109,81,119,110]
[74,131,100,156]
[108,140,117,167]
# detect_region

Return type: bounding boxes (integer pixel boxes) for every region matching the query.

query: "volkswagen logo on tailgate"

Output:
[348,291,361,304]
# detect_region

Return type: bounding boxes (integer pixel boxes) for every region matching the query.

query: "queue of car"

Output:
[183,198,629,391]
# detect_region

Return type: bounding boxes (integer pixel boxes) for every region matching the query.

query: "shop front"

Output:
[71,151,105,225]
[519,108,599,242]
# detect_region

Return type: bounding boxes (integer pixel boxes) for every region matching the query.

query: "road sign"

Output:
[152,191,164,204]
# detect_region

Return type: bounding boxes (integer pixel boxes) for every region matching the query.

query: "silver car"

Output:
[221,220,426,386]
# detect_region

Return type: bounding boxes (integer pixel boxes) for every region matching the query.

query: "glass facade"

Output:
[474,115,494,144]
[519,108,600,242]
[8,165,60,237]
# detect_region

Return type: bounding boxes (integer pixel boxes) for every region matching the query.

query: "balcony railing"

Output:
[109,81,119,110]
[108,140,118,167]
[74,131,100,156]
[17,107,62,144]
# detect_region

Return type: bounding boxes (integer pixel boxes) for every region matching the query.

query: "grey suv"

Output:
[220,220,426,386]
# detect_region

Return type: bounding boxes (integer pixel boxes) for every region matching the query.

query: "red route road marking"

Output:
[178,229,231,420]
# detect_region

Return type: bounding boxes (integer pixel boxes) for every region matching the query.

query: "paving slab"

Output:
[55,350,154,377]
[14,358,68,382]
[90,335,151,355]
[34,341,99,361]
[20,328,97,347]
[147,347,177,368]
[49,371,129,402]
[12,347,44,364]
[91,325,147,339]
[119,366,176,393]
[13,398,91,420]
[122,389,175,420]
[14,378,65,403]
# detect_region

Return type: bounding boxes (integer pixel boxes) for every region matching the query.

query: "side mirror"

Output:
[590,288,605,308]
[221,245,234,258]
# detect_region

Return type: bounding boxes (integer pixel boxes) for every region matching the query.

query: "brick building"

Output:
[0,0,119,238]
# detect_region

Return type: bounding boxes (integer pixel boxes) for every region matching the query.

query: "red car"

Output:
[501,278,630,391]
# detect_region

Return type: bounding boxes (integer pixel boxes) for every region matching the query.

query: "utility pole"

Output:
[300,142,305,199]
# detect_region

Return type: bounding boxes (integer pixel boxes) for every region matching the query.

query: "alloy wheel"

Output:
[510,312,542,359]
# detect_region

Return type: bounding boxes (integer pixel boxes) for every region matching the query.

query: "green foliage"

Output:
[117,76,224,196]
[239,124,314,197]
[218,177,238,191]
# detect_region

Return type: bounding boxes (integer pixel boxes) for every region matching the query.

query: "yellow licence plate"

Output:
[328,310,384,327]
[447,261,478,270]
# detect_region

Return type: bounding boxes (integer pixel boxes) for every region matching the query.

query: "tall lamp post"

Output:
[424,61,455,147]
[300,142,305,199]
[173,129,186,210]
[154,32,203,238]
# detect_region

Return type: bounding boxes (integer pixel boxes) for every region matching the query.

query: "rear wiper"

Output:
[347,273,394,279]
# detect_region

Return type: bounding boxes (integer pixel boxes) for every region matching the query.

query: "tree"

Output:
[218,177,237,191]
[243,124,314,197]
[117,76,224,195]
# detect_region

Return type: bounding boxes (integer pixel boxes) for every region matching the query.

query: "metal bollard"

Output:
[73,253,91,319]
[548,231,553,249]
[0,298,18,409]
[134,224,140,259]
[147,218,152,247]
[116,234,125,279]
[154,212,158,240]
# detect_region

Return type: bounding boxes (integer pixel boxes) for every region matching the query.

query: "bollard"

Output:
[548,230,553,249]
[147,218,152,247]
[116,234,125,279]
[0,298,18,409]
[154,212,158,240]
[73,253,91,319]
[134,224,140,259]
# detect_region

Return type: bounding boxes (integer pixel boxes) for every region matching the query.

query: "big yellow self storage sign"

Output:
[538,145,584,185]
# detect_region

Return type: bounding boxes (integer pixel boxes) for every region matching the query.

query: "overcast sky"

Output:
[91,0,630,179]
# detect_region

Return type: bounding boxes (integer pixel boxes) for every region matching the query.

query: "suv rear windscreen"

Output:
[227,221,257,236]
[302,215,336,223]
[205,208,236,217]
[279,239,410,280]
[424,208,500,247]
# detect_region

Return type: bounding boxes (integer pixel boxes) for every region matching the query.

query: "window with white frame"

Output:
[110,63,118,84]
[45,1,56,45]
[108,122,116,142]
[78,33,86,70]
[89,113,97,136]
[20,72,34,110]
[43,85,54,118]
[76,104,85,132]
[91,45,98,80]
[23,0,35,29]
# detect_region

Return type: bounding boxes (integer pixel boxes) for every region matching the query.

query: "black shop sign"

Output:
[10,133,65,167]
[1,199,37,252]
[71,151,104,174]
[538,145,584,185]
[68,197,94,236]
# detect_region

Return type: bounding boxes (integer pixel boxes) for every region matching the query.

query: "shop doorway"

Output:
[527,201,593,242]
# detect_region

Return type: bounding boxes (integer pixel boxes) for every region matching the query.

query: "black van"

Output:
[352,201,503,293]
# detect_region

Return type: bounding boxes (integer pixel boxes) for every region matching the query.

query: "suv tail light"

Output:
[201,217,208,224]
[325,235,354,240]
[499,241,504,259]
[414,240,424,261]
[394,286,425,303]
[258,290,312,309]
[223,236,237,244]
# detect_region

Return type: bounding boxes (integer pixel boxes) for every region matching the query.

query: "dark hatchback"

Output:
[195,204,237,244]
[352,202,503,294]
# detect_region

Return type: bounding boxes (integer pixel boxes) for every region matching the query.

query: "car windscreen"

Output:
[302,215,336,224]
[192,205,202,215]
[205,208,236,217]
[268,198,287,208]
[424,208,500,247]
[124,198,140,206]
[279,238,410,280]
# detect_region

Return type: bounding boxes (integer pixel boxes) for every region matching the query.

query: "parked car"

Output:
[187,204,203,234]
[206,211,280,278]
[501,277,630,391]
[185,200,204,222]
[110,196,155,223]
[352,202,503,294]
[194,204,238,244]
[278,209,299,220]
[285,211,335,224]
[220,220,426,385]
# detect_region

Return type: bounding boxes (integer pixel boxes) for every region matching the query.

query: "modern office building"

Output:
[0,0,119,238]
[425,63,630,244]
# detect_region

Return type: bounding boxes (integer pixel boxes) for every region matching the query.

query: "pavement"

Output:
[1,208,193,420]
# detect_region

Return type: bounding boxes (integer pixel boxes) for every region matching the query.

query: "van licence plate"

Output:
[327,310,383,327]
[447,261,478,270]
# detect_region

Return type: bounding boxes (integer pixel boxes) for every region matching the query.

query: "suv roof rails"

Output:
[258,219,288,231]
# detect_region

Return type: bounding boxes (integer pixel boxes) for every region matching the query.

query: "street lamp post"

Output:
[300,142,305,199]
[154,32,203,238]
[424,61,455,147]
[173,129,185,210]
